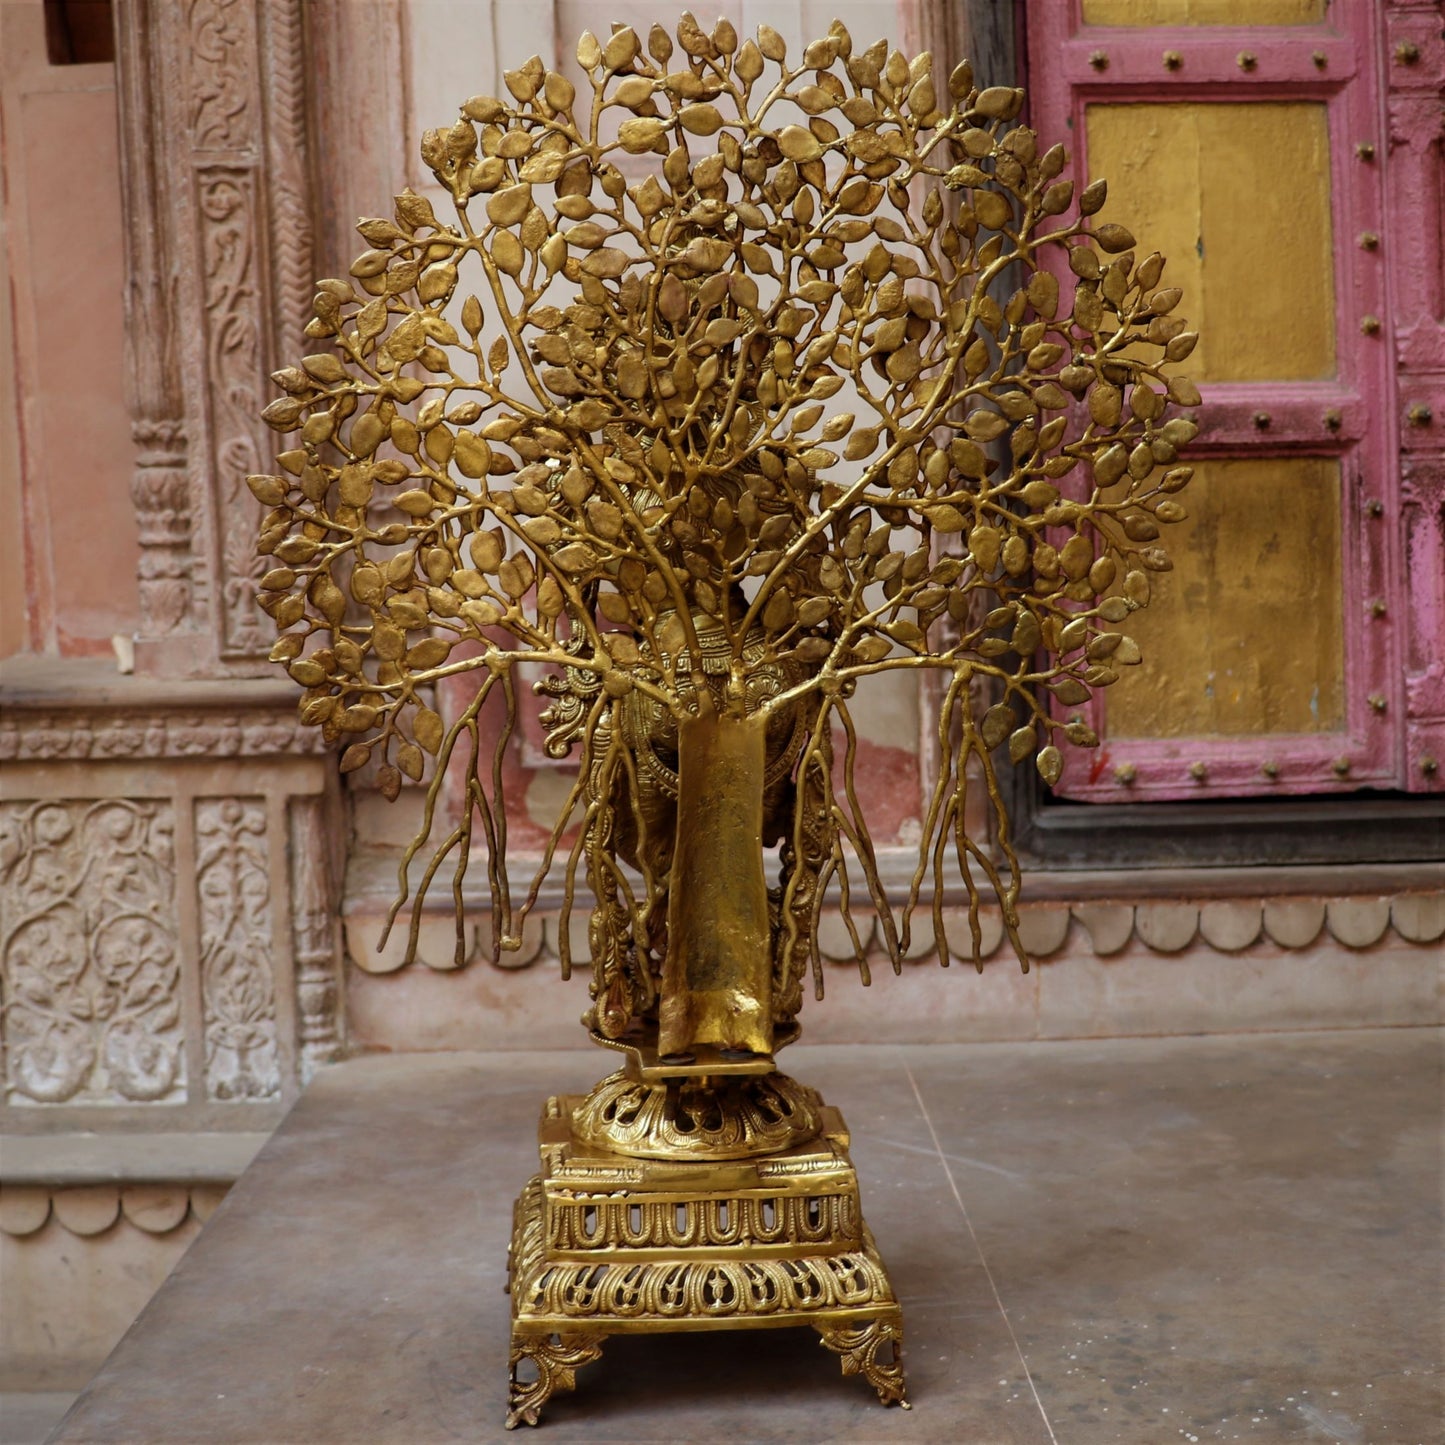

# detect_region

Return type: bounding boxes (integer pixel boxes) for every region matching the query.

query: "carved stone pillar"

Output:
[113,0,317,674]
[1383,0,1445,789]
[289,794,344,1082]
[114,0,194,641]
[130,422,194,636]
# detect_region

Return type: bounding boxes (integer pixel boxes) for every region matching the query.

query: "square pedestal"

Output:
[504,1090,907,1428]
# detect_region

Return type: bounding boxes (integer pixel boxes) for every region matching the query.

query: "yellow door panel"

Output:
[1108,458,1345,738]
[1086,101,1336,382]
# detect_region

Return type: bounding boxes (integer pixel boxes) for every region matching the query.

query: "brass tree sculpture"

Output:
[254,16,1196,1422]
[255,17,1196,1034]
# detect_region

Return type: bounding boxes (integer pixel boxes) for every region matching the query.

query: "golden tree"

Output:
[254,16,1197,1059]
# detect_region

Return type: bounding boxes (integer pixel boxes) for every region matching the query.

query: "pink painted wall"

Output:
[1,0,137,658]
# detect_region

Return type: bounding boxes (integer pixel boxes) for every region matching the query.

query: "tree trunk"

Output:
[657,709,774,1058]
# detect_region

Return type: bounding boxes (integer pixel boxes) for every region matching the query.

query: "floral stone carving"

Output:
[196,798,281,1100]
[1,801,184,1105]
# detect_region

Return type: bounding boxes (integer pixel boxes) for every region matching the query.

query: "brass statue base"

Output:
[504,1074,908,1428]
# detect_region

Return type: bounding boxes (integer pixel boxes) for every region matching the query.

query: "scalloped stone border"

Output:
[0,1183,229,1238]
[346,892,1445,973]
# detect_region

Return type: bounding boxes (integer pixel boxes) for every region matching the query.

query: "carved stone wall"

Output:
[0,667,342,1137]
[0,1182,230,1391]
[0,0,407,1390]
[0,0,407,1141]
[0,0,354,1142]
[339,887,1444,1058]
[113,0,409,673]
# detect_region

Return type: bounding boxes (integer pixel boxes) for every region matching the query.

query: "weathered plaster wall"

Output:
[0,1185,225,1391]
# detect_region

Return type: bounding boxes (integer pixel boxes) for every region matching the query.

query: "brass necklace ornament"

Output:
[254,14,1197,1427]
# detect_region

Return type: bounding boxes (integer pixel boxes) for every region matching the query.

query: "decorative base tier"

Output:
[569,1068,824,1160]
[504,1085,908,1428]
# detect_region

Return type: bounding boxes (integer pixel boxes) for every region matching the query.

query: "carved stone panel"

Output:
[188,0,262,152]
[195,167,272,658]
[195,798,280,1100]
[0,679,341,1131]
[1,800,185,1107]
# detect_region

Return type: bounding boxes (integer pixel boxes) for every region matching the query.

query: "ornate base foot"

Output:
[818,1314,909,1408]
[505,1331,605,1429]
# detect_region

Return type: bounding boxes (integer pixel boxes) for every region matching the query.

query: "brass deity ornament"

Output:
[253,15,1198,1427]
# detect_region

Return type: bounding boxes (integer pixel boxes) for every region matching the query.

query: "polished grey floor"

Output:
[47,1030,1442,1443]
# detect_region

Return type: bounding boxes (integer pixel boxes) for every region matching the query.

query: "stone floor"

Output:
[0,1394,72,1445]
[37,1028,1443,1444]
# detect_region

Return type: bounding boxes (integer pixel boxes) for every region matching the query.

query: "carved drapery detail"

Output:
[1,801,184,1107]
[344,889,1445,978]
[288,795,341,1081]
[0,1182,232,1237]
[195,798,280,1099]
